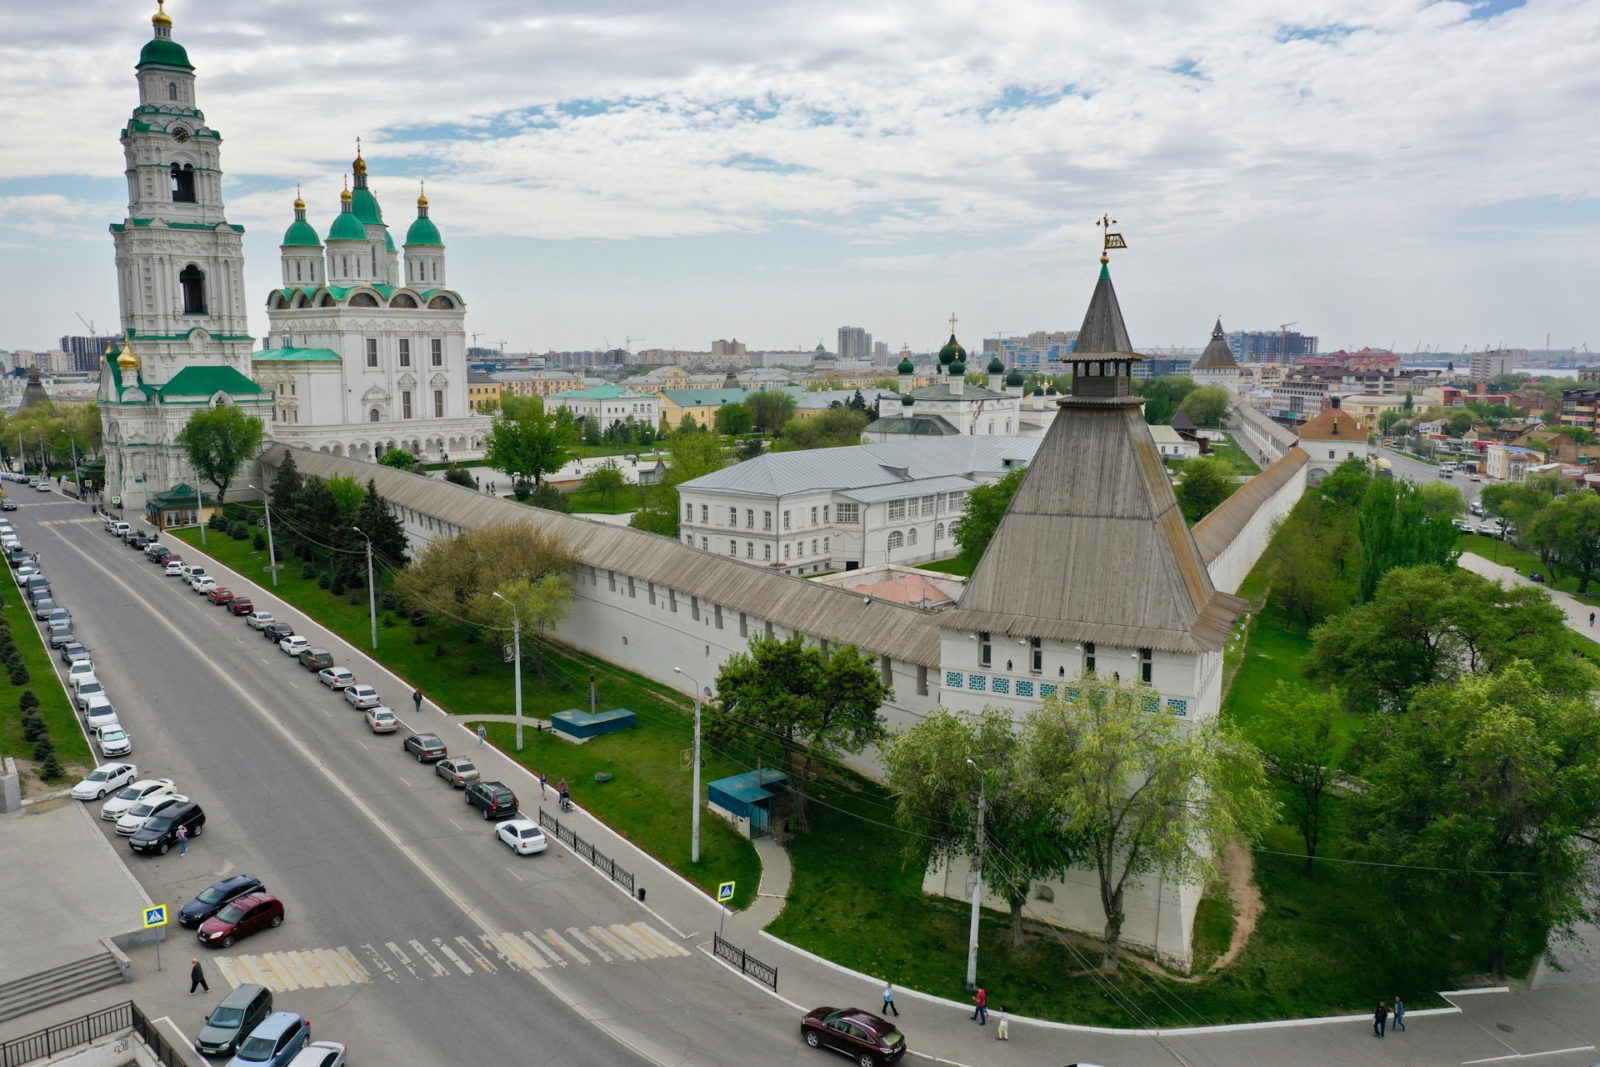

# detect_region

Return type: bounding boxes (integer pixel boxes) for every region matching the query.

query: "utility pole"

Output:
[195,479,207,545]
[492,592,523,750]
[673,667,704,863]
[248,484,279,587]
[352,525,377,650]
[965,757,986,991]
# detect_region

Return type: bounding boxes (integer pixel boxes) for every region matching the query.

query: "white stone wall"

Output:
[1204,459,1308,596]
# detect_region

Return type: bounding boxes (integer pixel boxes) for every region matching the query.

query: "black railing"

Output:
[2,1001,191,1067]
[539,808,635,895]
[713,932,778,990]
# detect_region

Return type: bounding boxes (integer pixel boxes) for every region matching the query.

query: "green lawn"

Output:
[563,487,640,515]
[0,570,89,778]
[1211,437,1262,476]
[916,556,973,578]
[171,524,758,908]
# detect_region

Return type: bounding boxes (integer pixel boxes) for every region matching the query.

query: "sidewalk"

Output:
[1458,551,1600,641]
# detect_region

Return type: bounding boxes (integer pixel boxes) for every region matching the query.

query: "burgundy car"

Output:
[207,587,234,606]
[802,1007,906,1066]
[197,892,284,949]
[229,597,255,615]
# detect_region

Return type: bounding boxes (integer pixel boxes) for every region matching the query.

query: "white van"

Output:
[110,521,130,539]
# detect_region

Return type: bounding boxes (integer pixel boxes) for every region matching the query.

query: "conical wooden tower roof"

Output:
[943,263,1246,653]
[1194,319,1238,370]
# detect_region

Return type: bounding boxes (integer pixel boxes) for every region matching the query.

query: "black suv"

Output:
[465,781,518,820]
[297,648,334,672]
[180,874,266,927]
[130,800,206,854]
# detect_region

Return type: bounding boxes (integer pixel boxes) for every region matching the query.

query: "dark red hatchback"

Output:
[197,892,284,949]
[802,1007,906,1066]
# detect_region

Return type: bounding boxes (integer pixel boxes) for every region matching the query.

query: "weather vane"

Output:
[1097,214,1127,264]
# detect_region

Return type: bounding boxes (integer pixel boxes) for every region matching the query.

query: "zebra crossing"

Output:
[214,921,690,991]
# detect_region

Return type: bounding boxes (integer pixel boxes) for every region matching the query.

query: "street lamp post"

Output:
[965,757,986,991]
[351,525,378,650]
[195,478,207,545]
[491,591,523,750]
[247,484,279,587]
[672,666,704,863]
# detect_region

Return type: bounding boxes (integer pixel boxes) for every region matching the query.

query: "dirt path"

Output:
[1210,841,1263,972]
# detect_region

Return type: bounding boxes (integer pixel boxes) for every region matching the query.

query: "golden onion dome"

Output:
[293,195,306,211]
[340,186,353,203]
[152,0,172,29]
[117,346,141,371]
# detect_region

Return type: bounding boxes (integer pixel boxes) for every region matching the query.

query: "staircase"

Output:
[0,952,126,1023]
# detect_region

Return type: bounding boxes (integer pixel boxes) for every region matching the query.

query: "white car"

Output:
[74,681,109,711]
[95,724,133,758]
[364,706,398,733]
[191,576,217,595]
[244,611,275,630]
[279,635,310,656]
[100,778,176,821]
[286,1041,348,1067]
[343,684,380,709]
[68,663,98,690]
[163,560,185,577]
[84,702,120,734]
[115,793,188,836]
[71,762,137,800]
[496,818,548,855]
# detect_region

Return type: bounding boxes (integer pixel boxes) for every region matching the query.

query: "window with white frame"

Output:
[1140,647,1153,684]
[764,544,772,560]
[746,542,754,558]
[888,499,906,520]
[433,390,444,417]
[700,504,708,523]
[398,339,411,367]
[729,507,737,526]
[402,391,413,419]
[783,544,791,559]
[431,338,443,366]
[823,505,830,522]
[784,511,791,530]
[729,540,737,556]
[907,528,917,546]
[365,338,378,368]
[746,509,754,529]
[921,496,935,516]
[810,506,818,525]
[837,503,859,523]
[685,501,693,521]
[1030,637,1043,673]
[978,631,992,668]
[935,522,944,540]
[763,511,772,530]
[887,530,904,549]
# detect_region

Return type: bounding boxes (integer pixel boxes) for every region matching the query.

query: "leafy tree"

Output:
[1025,678,1277,970]
[1255,684,1343,874]
[526,483,571,513]
[631,429,726,536]
[326,473,365,515]
[1443,411,1475,438]
[582,416,603,446]
[708,634,890,832]
[736,436,765,461]
[286,477,341,562]
[1308,565,1576,714]
[678,413,701,434]
[1481,474,1570,531]
[581,459,626,508]
[1318,457,1374,511]
[266,452,305,557]
[714,403,753,436]
[484,403,575,499]
[747,390,796,435]
[177,403,264,503]
[953,466,1026,567]
[1354,663,1600,979]
[884,707,1082,945]
[1417,481,1465,518]
[1174,455,1236,524]
[1177,385,1231,427]
[377,449,419,473]
[1526,490,1600,593]
[1137,376,1196,426]
[774,408,867,451]
[442,463,476,488]
[1265,493,1361,629]
[1356,477,1458,602]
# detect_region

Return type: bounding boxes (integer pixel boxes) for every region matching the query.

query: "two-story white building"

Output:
[545,383,661,433]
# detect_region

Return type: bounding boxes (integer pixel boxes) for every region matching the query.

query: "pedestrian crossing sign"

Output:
[717,881,735,903]
[143,905,168,929]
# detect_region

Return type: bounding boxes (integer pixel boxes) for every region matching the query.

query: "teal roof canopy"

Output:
[138,38,192,70]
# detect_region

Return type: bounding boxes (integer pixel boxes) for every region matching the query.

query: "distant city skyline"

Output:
[0,0,1593,357]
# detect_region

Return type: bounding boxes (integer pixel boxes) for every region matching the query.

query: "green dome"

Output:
[385,231,397,252]
[282,219,321,248]
[1045,383,1059,396]
[406,216,441,246]
[900,392,915,407]
[138,38,192,70]
[949,359,966,376]
[1006,368,1025,387]
[897,356,915,374]
[987,355,1004,374]
[1032,384,1046,396]
[328,211,367,242]
[351,187,385,226]
[938,332,965,366]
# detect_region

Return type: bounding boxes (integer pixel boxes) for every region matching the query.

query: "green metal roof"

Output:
[158,365,265,399]
[149,482,218,509]
[405,216,442,247]
[122,218,244,233]
[282,219,321,247]
[662,386,801,407]
[385,231,396,253]
[327,211,366,242]
[138,38,192,71]
[351,187,385,226]
[254,347,342,362]
[549,384,648,400]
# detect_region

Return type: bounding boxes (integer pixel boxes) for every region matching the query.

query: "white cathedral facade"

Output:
[101,4,486,514]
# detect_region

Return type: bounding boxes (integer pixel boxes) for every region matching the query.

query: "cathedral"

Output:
[100,3,486,513]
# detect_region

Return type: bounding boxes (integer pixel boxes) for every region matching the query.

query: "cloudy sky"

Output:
[1,0,1595,357]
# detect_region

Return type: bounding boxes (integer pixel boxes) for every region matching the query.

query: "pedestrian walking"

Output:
[1392,995,1405,1032]
[176,824,188,856]
[1373,1000,1389,1038]
[881,982,899,1016]
[412,689,423,715]
[189,958,209,995]
[557,778,570,811]
[476,724,487,747]
[1590,612,1595,628]
[538,771,549,799]
[971,987,988,1025]
[995,1006,1010,1041]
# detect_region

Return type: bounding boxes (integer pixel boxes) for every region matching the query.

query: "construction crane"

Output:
[75,313,97,335]
[1279,322,1297,362]
[623,335,644,353]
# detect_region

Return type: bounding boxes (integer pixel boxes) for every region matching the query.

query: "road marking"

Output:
[567,926,610,963]
[387,940,422,980]
[410,939,450,977]
[1464,1048,1598,1064]
[588,925,636,961]
[455,935,497,973]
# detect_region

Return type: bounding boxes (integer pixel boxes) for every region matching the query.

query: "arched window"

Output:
[907,528,917,546]
[318,293,335,307]
[350,292,380,307]
[390,293,418,309]
[887,531,904,550]
[935,522,944,540]
[167,82,178,101]
[428,295,455,310]
[170,162,195,202]
[369,408,381,422]
[179,264,206,314]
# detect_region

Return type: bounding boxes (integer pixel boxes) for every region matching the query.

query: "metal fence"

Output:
[2,1001,189,1067]
[713,932,778,990]
[538,807,635,895]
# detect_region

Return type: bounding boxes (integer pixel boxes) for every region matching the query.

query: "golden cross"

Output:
[949,312,959,337]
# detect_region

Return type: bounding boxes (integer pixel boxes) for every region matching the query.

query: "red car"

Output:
[207,587,234,606]
[229,597,255,615]
[801,1007,906,1065]
[197,892,284,949]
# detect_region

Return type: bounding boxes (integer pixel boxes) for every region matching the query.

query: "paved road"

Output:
[9,497,797,1067]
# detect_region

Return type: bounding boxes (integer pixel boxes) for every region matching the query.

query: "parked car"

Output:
[435,757,479,788]
[0,498,14,511]
[164,559,186,576]
[145,541,170,559]
[225,1011,310,1067]
[464,780,518,820]
[116,793,189,836]
[801,1007,907,1065]
[343,684,380,709]
[101,778,176,821]
[317,666,355,690]
[279,635,311,657]
[365,706,398,733]
[71,762,137,800]
[402,732,448,762]
[263,622,295,643]
[180,874,267,927]
[67,662,98,690]
[495,818,547,854]
[197,892,284,949]
[128,533,149,549]
[47,619,75,647]
[31,597,58,619]
[60,641,91,665]
[195,984,273,1058]
[129,800,205,855]
[192,577,218,596]
[83,698,120,733]
[74,681,108,712]
[95,724,132,757]
[207,586,235,605]
[299,649,334,673]
[229,597,256,616]
[244,611,275,630]
[285,1041,346,1067]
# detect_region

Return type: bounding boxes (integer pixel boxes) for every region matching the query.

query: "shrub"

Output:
[329,578,344,596]
[301,561,317,579]
[253,532,267,550]
[317,574,331,589]
[31,736,54,761]
[39,752,64,781]
[465,662,481,677]
[230,522,250,541]
[465,632,478,645]
[413,631,426,645]
[9,665,30,686]
[19,690,39,711]
[527,482,571,513]
[435,643,448,658]
[208,512,228,530]
[22,715,45,743]
[381,614,395,629]
[411,612,428,627]
[380,590,398,612]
